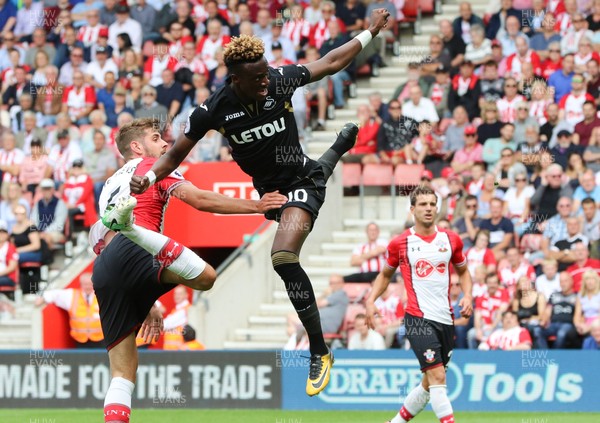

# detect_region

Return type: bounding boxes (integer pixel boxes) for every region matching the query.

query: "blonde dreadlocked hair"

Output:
[223,35,265,69]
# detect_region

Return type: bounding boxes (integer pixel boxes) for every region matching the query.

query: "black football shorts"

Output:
[92,234,174,350]
[405,313,455,372]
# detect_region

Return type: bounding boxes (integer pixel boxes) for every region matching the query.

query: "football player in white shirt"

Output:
[366,186,473,423]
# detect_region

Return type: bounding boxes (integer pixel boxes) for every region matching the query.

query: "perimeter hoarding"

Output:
[281,350,597,412]
[0,351,281,409]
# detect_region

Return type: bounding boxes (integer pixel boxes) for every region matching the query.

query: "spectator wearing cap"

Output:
[47,129,83,185]
[131,0,157,42]
[14,112,46,154]
[85,130,116,205]
[47,113,82,153]
[451,125,484,177]
[268,41,294,69]
[32,179,68,249]
[24,28,56,68]
[0,219,18,289]
[156,68,185,121]
[486,0,522,40]
[18,138,49,197]
[529,12,561,60]
[143,37,177,87]
[84,46,118,90]
[62,159,98,239]
[551,130,583,170]
[439,19,466,69]
[135,86,169,129]
[464,25,492,69]
[99,0,118,27]
[448,60,481,121]
[483,123,517,169]
[105,85,134,128]
[427,64,451,121]
[0,132,25,189]
[58,47,89,87]
[33,66,65,125]
[61,70,96,125]
[263,23,297,64]
[108,4,142,52]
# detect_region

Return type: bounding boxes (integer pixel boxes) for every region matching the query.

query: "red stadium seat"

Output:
[359,164,393,218]
[400,2,422,35]
[342,163,362,187]
[393,164,424,189]
[420,0,435,15]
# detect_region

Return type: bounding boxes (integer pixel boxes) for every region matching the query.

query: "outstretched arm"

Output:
[130,133,197,194]
[304,8,390,83]
[172,183,288,214]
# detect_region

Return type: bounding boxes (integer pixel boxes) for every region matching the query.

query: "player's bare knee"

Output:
[195,265,216,291]
[426,367,447,386]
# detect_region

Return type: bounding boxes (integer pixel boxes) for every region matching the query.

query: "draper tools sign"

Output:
[0,351,281,408]
[282,350,596,412]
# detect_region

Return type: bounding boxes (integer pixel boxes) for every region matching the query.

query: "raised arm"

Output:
[130,133,197,194]
[304,8,390,83]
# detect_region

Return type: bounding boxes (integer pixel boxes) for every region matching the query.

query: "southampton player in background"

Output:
[366,186,473,423]
[130,8,391,396]
[90,118,286,423]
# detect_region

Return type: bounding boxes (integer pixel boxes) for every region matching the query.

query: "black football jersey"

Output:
[184,64,311,190]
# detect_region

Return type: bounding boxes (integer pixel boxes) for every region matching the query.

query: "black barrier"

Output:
[0,351,281,409]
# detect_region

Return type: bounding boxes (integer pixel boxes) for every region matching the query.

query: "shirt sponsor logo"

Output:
[225,111,245,121]
[230,117,286,144]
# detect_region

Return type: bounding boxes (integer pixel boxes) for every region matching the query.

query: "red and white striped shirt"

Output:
[465,247,496,276]
[554,12,573,37]
[505,51,542,80]
[62,85,96,120]
[497,95,526,123]
[353,239,388,273]
[196,35,231,70]
[529,99,553,125]
[175,57,210,79]
[144,55,178,87]
[282,19,311,48]
[386,227,466,325]
[558,91,596,126]
[498,262,536,298]
[0,148,25,184]
[47,142,83,183]
[77,25,107,47]
[475,288,510,325]
[485,325,532,350]
[308,17,346,49]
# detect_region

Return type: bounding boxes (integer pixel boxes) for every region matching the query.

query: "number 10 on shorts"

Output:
[288,189,308,203]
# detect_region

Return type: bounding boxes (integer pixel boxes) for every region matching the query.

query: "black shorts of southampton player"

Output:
[130,9,391,396]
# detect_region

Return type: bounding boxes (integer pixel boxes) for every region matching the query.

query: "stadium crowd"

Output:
[0,0,598,352]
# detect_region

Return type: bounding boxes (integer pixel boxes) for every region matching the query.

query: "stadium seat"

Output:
[20,262,42,295]
[342,163,362,187]
[359,163,394,218]
[399,3,422,35]
[0,285,16,301]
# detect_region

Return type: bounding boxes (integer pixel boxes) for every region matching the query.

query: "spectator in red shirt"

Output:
[567,241,600,292]
[465,229,497,276]
[479,309,532,350]
[541,41,563,80]
[498,247,536,297]
[61,70,96,126]
[62,159,98,240]
[573,101,600,147]
[343,104,380,163]
[468,273,510,349]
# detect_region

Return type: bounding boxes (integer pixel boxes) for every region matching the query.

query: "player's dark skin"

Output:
[130,8,391,257]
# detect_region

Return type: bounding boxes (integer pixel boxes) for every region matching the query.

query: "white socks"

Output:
[391,384,430,423]
[122,224,206,279]
[430,385,454,422]
[104,377,134,422]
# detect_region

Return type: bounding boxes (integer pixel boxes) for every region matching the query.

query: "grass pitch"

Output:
[1,409,595,422]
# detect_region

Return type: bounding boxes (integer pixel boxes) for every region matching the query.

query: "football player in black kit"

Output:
[130,8,391,396]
